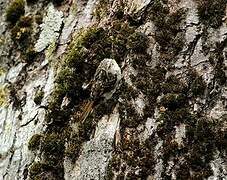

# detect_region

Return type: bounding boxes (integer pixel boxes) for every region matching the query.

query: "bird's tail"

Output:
[80,100,94,123]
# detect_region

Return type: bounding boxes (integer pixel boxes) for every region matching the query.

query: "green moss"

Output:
[151,66,167,84]
[117,81,144,128]
[11,16,34,59]
[189,70,207,97]
[24,48,37,63]
[65,143,80,161]
[115,6,124,20]
[191,76,206,97]
[27,0,65,5]
[11,26,29,42]
[6,0,25,25]
[162,139,179,161]
[28,161,58,180]
[160,93,186,110]
[65,26,105,67]
[41,133,64,155]
[55,67,75,95]
[52,0,65,6]
[109,135,156,179]
[214,67,226,85]
[183,117,224,178]
[9,15,36,63]
[94,97,118,118]
[160,113,227,179]
[29,162,43,178]
[0,67,6,76]
[44,66,79,123]
[28,133,65,179]
[93,0,109,20]
[126,32,149,53]
[35,14,43,25]
[175,162,190,179]
[156,109,191,138]
[26,0,37,4]
[28,134,43,151]
[64,137,81,162]
[11,16,33,44]
[119,103,143,128]
[131,54,149,70]
[197,0,226,28]
[40,132,65,167]
[131,65,167,120]
[148,2,186,61]
[111,65,161,178]
[17,15,33,27]
[106,154,121,179]
[161,75,187,94]
[34,90,44,105]
[0,86,8,107]
[152,69,223,179]
[150,0,169,24]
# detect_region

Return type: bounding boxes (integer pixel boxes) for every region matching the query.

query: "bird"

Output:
[79,58,122,122]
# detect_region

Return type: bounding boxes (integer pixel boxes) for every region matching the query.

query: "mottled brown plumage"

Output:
[80,59,122,122]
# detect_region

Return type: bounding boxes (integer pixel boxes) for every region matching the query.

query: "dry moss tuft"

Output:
[28,134,43,151]
[6,0,25,25]
[196,0,226,28]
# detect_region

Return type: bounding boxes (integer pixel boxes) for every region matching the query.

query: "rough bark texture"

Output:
[0,0,226,179]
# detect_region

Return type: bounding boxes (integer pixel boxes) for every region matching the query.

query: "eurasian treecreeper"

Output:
[80,58,122,122]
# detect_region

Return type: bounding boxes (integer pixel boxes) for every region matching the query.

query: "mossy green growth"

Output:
[24,48,37,63]
[29,161,43,178]
[35,14,43,25]
[148,2,186,61]
[29,161,56,180]
[10,15,36,62]
[115,6,124,20]
[11,16,33,44]
[65,137,81,162]
[28,134,43,151]
[34,89,44,105]
[153,68,227,179]
[6,0,25,25]
[42,133,64,154]
[26,0,37,4]
[160,93,186,110]
[214,65,226,86]
[197,0,226,28]
[44,66,77,123]
[52,0,65,5]
[55,67,75,95]
[93,0,109,21]
[0,86,8,107]
[0,67,6,76]
[184,116,227,179]
[40,134,65,168]
[191,76,206,97]
[127,32,149,53]
[161,75,187,94]
[28,133,65,179]
[188,70,207,97]
[65,26,105,66]
[27,0,65,5]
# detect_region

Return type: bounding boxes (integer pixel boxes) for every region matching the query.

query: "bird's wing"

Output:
[80,100,94,123]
